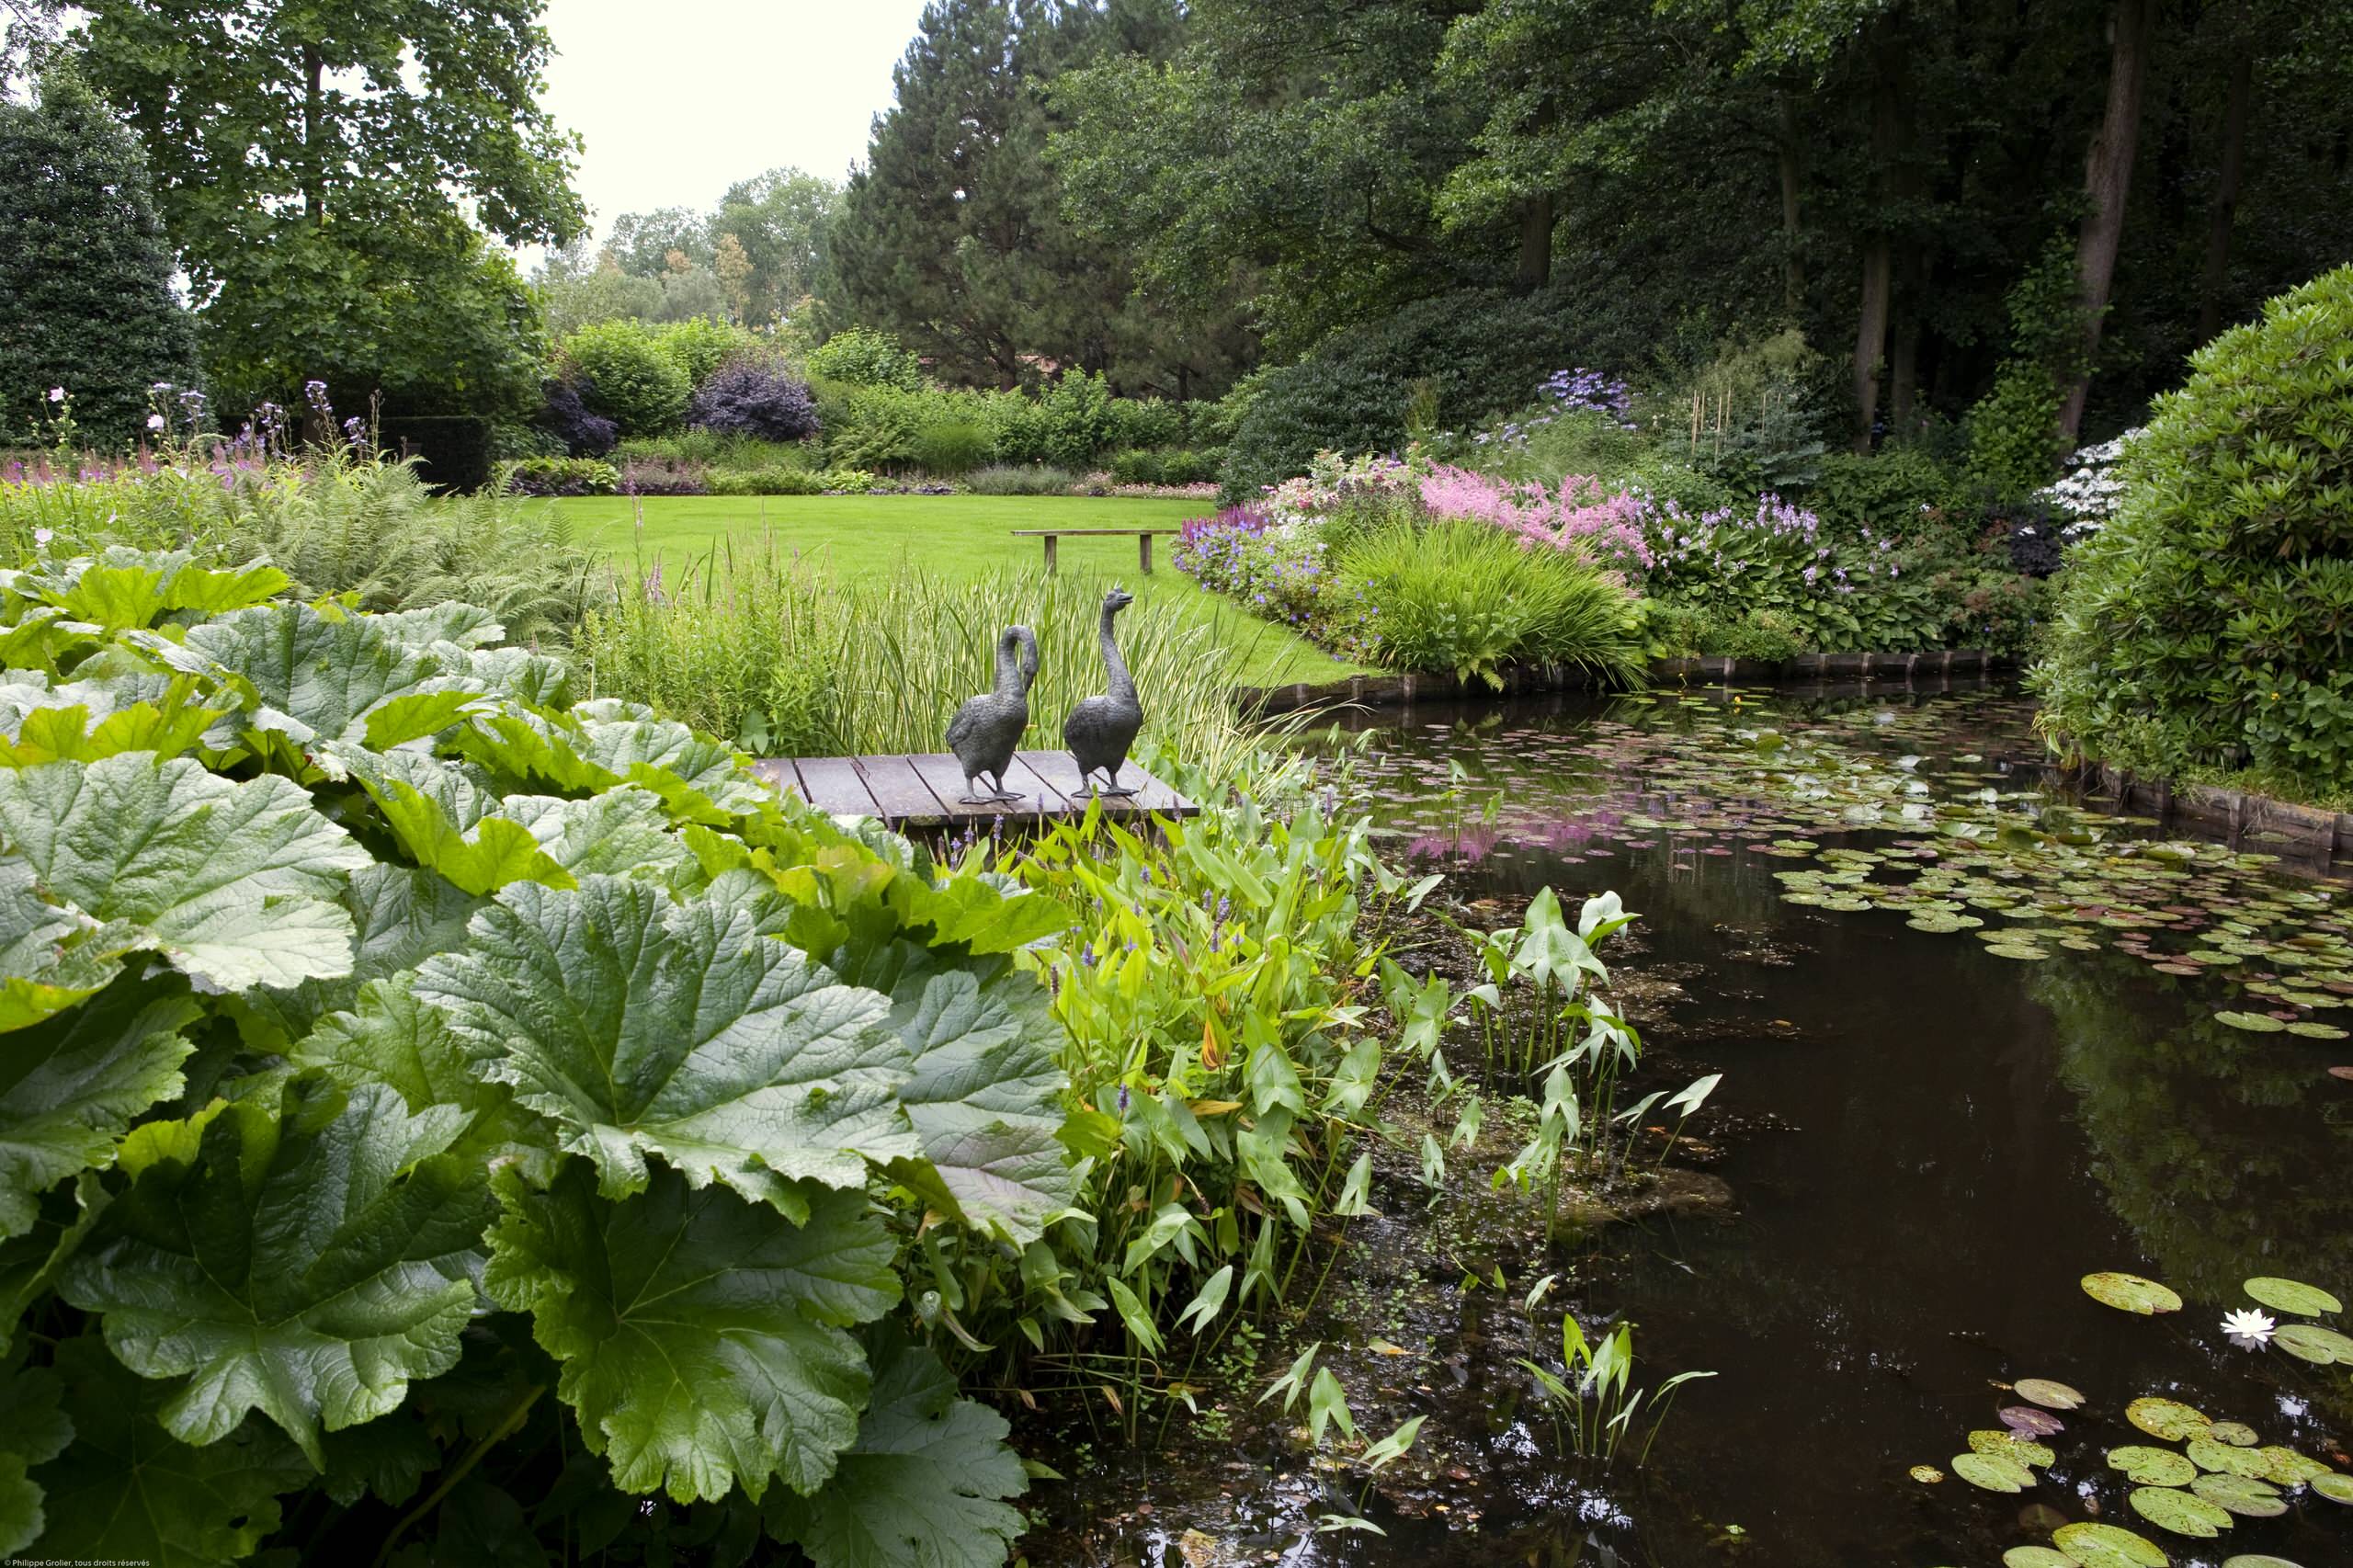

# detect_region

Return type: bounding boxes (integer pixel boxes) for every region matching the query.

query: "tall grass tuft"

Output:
[1340,518,1644,689]
[574,530,1263,779]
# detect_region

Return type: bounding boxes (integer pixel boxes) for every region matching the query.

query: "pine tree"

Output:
[0,61,196,447]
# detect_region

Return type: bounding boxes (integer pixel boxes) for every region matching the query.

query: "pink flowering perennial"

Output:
[1416,467,1654,574]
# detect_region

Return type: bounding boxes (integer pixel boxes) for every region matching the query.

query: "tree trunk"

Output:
[2195,51,2254,345]
[1851,26,1904,451]
[2058,0,2154,446]
[1778,93,1804,317]
[1515,193,1554,292]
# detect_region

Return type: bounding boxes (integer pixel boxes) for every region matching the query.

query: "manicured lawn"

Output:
[536,494,1367,687]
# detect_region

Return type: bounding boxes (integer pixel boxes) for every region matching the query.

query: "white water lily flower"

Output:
[2222,1306,2277,1349]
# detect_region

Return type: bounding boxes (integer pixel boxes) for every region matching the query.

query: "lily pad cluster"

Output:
[1345,691,2351,1040]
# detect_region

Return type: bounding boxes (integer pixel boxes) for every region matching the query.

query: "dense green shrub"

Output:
[503,455,618,495]
[826,384,925,470]
[911,418,995,475]
[805,326,924,390]
[2032,266,2353,795]
[563,321,692,437]
[1222,288,1621,495]
[650,316,756,386]
[687,362,820,442]
[0,64,198,447]
[1639,600,1802,663]
[1801,448,1961,539]
[1339,518,1643,687]
[707,466,829,495]
[995,372,1115,468]
[1102,396,1183,451]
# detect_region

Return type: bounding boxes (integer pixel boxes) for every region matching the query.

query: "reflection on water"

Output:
[1040,687,2353,1567]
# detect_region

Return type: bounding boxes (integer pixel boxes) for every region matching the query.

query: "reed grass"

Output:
[574,528,1266,776]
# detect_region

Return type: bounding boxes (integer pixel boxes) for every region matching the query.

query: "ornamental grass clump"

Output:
[2031,265,2353,799]
[1338,518,1643,689]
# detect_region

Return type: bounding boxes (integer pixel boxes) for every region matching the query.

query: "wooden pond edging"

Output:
[751,750,1196,831]
[1236,649,2018,714]
[2063,760,2353,862]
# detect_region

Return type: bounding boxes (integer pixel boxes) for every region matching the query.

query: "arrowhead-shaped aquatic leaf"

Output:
[59,1076,490,1467]
[417,877,915,1219]
[0,753,368,992]
[765,1338,1027,1568]
[484,1160,899,1504]
[0,979,199,1239]
[29,1335,310,1568]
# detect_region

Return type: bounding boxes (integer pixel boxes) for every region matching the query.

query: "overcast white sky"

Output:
[536,0,929,241]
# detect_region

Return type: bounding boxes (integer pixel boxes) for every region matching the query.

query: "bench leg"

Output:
[1139,532,1154,574]
[1043,536,1058,576]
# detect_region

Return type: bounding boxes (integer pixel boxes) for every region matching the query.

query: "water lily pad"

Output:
[2205,1421,2258,1447]
[1970,1430,2056,1467]
[2001,1404,2066,1437]
[2214,1010,2286,1032]
[2085,1274,2185,1314]
[2188,1437,2273,1478]
[2014,1377,2086,1410]
[1909,1463,1943,1483]
[2190,1473,2286,1517]
[2052,1521,2170,1568]
[2004,1550,2075,1568]
[2243,1277,2343,1316]
[2271,1323,2353,1364]
[2312,1471,2353,1504]
[2126,1397,2211,1440]
[2108,1446,2199,1486]
[2254,1446,2332,1486]
[2129,1485,2233,1538]
[2220,1557,2308,1568]
[1953,1450,2035,1492]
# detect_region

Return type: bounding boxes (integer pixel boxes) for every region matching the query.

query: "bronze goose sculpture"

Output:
[1063,586,1142,796]
[946,624,1038,804]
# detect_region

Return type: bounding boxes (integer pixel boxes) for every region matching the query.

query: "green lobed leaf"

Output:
[416,876,915,1219]
[0,978,199,1240]
[59,1076,491,1467]
[484,1159,900,1505]
[764,1338,1027,1568]
[29,1335,310,1568]
[0,752,369,992]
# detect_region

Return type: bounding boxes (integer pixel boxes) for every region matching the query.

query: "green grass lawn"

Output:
[537,494,1367,687]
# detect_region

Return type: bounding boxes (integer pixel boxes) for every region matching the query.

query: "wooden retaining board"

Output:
[757,752,1196,830]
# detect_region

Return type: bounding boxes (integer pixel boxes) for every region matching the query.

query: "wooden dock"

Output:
[750,750,1196,830]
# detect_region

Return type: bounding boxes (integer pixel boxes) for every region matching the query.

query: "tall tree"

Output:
[2058,0,2153,445]
[0,60,195,443]
[712,166,839,327]
[77,0,583,414]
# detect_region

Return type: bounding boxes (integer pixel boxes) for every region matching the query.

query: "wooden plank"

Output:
[904,753,1031,824]
[1008,528,1182,537]
[853,755,951,827]
[790,756,882,819]
[1016,750,1191,818]
[746,756,808,804]
[1001,754,1074,816]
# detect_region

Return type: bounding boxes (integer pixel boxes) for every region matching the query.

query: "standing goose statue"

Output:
[946,624,1039,804]
[1063,585,1142,796]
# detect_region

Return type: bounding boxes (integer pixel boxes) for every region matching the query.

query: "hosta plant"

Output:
[0,545,1080,1566]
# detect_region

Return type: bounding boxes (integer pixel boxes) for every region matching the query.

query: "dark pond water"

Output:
[1040,683,2353,1568]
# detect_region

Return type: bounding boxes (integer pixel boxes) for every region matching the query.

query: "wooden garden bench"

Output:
[1010,527,1183,576]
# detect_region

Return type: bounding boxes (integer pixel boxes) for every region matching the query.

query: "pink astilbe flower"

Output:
[1417,466,1654,573]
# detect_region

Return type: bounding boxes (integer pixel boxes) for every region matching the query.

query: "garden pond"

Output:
[1032,682,2353,1568]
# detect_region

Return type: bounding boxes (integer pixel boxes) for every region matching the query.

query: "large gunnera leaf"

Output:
[30,1335,310,1568]
[416,877,915,1220]
[0,752,369,992]
[59,1076,491,1467]
[484,1160,900,1505]
[139,601,477,744]
[0,978,199,1239]
[0,1358,72,1553]
[846,942,1074,1245]
[766,1338,1027,1568]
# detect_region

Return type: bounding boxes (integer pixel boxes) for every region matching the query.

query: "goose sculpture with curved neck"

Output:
[946,624,1038,804]
[1063,586,1142,796]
